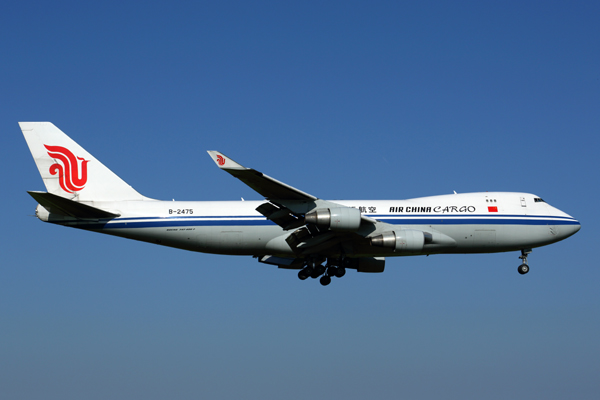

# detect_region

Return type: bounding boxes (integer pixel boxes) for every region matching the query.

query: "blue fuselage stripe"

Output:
[100,215,580,229]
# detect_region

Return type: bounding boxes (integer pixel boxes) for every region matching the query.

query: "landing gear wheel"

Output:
[315,264,326,276]
[334,267,346,278]
[517,249,532,275]
[298,269,310,280]
[326,266,338,277]
[299,266,314,280]
[320,275,331,286]
[518,264,529,275]
[310,268,321,279]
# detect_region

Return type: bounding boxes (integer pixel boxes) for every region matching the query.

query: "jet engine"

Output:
[304,207,362,232]
[370,230,425,252]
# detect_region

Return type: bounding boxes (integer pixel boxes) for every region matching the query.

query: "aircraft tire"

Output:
[518,264,529,275]
[320,275,331,286]
[315,264,326,276]
[334,267,346,278]
[298,269,309,280]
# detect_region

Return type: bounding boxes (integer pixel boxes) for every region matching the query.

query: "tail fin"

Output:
[20,122,148,201]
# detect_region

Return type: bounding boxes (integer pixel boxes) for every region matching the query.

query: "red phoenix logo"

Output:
[44,145,90,193]
[216,155,226,166]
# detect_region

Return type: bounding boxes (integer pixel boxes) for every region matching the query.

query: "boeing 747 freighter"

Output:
[21,122,580,286]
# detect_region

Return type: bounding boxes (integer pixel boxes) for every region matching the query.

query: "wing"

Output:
[207,151,316,201]
[207,151,381,259]
[206,151,457,276]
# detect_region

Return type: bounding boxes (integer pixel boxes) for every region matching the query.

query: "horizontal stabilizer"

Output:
[28,191,120,219]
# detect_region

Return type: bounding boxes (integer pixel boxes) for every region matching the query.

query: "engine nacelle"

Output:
[305,207,362,232]
[370,230,425,253]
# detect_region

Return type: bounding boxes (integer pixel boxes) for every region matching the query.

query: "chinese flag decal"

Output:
[488,206,498,212]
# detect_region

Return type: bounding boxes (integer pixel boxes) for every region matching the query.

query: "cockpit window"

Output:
[534,198,545,203]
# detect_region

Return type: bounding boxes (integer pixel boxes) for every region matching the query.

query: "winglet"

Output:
[207,151,245,170]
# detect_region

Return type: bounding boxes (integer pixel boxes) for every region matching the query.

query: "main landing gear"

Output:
[298,258,346,286]
[518,249,532,275]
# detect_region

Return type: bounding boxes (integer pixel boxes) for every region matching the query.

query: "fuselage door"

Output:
[520,196,527,207]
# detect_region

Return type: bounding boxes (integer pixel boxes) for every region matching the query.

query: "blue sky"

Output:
[2,1,599,399]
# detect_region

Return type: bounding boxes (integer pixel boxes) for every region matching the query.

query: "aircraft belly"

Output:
[428,224,564,253]
[113,222,567,257]
[195,226,283,255]
[59,216,573,258]
[99,225,285,255]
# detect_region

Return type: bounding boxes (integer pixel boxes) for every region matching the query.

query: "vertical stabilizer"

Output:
[20,122,149,201]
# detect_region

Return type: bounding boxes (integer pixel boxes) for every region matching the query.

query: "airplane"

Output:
[21,122,581,286]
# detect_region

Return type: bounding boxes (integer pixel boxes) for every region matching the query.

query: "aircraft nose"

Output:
[561,220,581,239]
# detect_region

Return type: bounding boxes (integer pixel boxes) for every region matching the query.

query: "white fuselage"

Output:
[40,191,580,258]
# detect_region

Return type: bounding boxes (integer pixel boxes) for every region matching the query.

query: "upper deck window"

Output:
[534,197,545,203]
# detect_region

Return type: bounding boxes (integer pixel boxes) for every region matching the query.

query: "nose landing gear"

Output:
[518,249,532,275]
